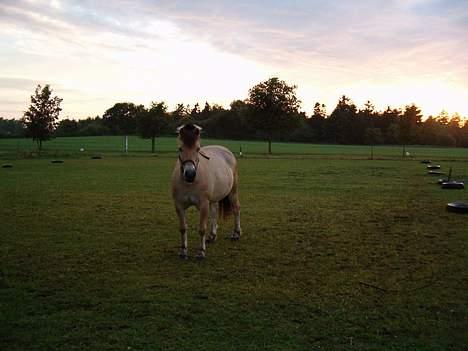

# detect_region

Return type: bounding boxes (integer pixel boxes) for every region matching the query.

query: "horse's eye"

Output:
[178,147,182,152]
[197,147,200,152]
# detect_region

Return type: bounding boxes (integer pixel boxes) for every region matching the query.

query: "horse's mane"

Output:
[179,124,200,148]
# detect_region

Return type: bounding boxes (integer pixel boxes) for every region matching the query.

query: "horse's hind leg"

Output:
[207,202,218,243]
[229,188,241,241]
[175,204,188,259]
[196,200,209,259]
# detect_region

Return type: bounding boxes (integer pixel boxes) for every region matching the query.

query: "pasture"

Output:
[1,142,467,350]
[2,135,468,159]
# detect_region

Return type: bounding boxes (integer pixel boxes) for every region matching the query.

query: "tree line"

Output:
[2,78,468,152]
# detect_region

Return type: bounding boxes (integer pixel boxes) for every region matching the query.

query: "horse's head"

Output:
[177,124,202,183]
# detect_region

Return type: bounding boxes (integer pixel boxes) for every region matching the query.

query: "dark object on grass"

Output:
[437,167,453,184]
[2,164,13,168]
[51,160,64,164]
[441,181,465,189]
[420,160,431,164]
[91,156,102,159]
[446,201,468,213]
[428,171,444,175]
[427,165,441,170]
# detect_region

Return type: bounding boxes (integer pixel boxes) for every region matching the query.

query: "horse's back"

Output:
[201,145,237,170]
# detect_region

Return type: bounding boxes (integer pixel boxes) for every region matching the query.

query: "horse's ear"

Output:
[193,124,202,135]
[176,125,185,134]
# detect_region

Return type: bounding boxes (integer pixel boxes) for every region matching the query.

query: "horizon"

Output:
[1,0,468,120]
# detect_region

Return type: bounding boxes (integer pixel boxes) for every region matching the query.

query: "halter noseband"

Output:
[178,148,210,177]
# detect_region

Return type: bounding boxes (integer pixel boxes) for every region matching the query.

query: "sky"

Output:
[1,0,467,119]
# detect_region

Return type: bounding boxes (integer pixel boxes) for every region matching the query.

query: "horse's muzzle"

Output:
[183,168,196,183]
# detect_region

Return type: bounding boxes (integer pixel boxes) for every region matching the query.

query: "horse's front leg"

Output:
[196,200,209,259]
[175,204,188,259]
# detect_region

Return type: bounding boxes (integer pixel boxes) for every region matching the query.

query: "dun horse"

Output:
[171,124,241,259]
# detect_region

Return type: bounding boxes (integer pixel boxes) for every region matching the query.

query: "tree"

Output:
[386,122,400,144]
[190,103,201,121]
[102,102,144,135]
[199,102,212,121]
[381,107,401,143]
[246,77,301,153]
[136,102,168,153]
[400,104,422,156]
[307,102,327,141]
[435,110,449,125]
[0,118,25,138]
[21,84,62,150]
[171,103,190,124]
[364,127,383,159]
[325,95,357,144]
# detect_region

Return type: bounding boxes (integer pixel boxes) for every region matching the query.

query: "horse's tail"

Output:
[218,195,233,220]
[219,162,239,220]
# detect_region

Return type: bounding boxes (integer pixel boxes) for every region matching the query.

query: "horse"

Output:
[171,124,241,259]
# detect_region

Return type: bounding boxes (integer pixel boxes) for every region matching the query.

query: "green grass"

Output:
[1,135,468,159]
[1,152,467,349]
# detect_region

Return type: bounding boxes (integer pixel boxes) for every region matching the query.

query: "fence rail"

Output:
[1,136,467,159]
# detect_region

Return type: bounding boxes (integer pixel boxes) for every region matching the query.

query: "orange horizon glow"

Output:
[1,1,467,121]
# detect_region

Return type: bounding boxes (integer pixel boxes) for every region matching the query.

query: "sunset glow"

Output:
[1,0,467,119]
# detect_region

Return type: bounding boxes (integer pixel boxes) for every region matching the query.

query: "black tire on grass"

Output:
[446,201,468,213]
[441,181,465,189]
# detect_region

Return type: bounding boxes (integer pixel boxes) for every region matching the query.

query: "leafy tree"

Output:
[190,103,201,120]
[102,102,144,135]
[21,84,62,150]
[307,102,327,141]
[136,102,168,153]
[386,122,400,144]
[364,127,383,159]
[435,110,449,125]
[0,118,25,137]
[380,107,401,141]
[360,101,376,124]
[246,77,301,153]
[171,103,189,123]
[313,102,327,118]
[79,117,111,136]
[400,104,422,156]
[325,95,357,144]
[55,118,79,137]
[460,119,468,147]
[198,102,212,121]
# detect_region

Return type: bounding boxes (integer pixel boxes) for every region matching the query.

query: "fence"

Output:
[1,135,467,159]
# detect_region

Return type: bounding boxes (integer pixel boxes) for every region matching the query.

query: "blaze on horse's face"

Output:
[178,124,201,183]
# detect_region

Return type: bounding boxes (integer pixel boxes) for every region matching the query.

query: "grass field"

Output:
[1,143,468,349]
[1,135,468,160]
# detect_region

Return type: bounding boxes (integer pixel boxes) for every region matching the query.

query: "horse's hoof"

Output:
[179,249,188,259]
[195,251,206,260]
[206,234,217,243]
[230,232,241,241]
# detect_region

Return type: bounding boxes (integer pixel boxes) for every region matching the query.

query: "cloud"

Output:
[1,0,467,117]
[0,77,38,91]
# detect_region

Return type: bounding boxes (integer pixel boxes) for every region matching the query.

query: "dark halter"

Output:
[178,147,210,176]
